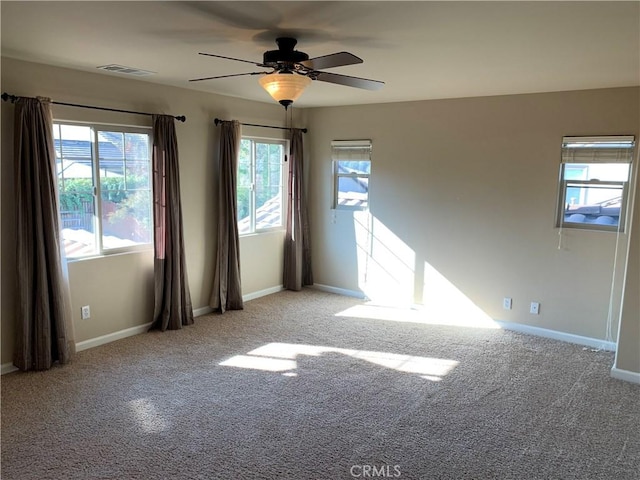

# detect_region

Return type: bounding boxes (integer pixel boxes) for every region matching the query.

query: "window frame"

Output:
[54,120,153,259]
[237,136,288,235]
[331,139,372,211]
[556,135,635,233]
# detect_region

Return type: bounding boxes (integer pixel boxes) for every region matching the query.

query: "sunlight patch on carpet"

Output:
[219,355,297,372]
[219,342,458,380]
[128,398,169,433]
[335,302,500,329]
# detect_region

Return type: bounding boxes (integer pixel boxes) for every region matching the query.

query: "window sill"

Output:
[331,207,369,212]
[556,225,626,234]
[66,247,153,263]
[238,228,286,238]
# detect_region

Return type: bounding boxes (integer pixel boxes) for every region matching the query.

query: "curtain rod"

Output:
[1,92,186,122]
[214,118,307,133]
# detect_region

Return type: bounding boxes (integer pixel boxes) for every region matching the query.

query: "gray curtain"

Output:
[150,115,194,331]
[14,96,74,370]
[209,120,244,312]
[283,129,313,290]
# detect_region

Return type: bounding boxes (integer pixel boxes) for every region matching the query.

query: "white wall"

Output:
[1,58,292,364]
[307,88,639,346]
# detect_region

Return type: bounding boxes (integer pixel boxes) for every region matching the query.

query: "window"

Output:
[557,136,635,231]
[237,137,286,234]
[332,140,372,210]
[54,122,152,258]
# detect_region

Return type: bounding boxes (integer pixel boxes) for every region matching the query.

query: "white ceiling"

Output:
[2,1,639,108]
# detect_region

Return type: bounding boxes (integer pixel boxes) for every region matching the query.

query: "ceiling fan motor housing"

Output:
[263,37,309,68]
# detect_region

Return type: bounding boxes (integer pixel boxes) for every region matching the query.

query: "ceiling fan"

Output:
[189,37,384,108]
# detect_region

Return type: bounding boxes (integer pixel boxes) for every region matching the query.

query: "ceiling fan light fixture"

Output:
[259,72,312,108]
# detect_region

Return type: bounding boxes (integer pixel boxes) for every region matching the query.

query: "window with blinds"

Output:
[331,139,372,210]
[557,136,635,231]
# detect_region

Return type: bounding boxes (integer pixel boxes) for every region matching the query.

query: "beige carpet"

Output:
[2,289,639,479]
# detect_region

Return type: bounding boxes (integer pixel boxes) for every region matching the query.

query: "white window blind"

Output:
[561,136,635,163]
[331,140,372,161]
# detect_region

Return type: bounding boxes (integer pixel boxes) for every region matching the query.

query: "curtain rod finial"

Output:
[2,92,17,103]
[175,115,186,123]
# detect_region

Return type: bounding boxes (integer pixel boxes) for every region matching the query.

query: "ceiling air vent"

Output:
[97,64,155,76]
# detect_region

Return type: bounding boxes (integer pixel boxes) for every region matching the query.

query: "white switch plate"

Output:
[503,297,512,310]
[530,302,540,315]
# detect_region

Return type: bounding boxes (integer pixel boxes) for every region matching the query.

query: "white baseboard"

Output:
[2,307,221,375]
[194,306,214,317]
[75,322,152,352]
[78,292,280,349]
[311,283,367,299]
[611,367,640,384]
[243,285,284,302]
[313,285,617,353]
[1,363,19,375]
[3,322,154,374]
[194,285,284,314]
[496,320,617,352]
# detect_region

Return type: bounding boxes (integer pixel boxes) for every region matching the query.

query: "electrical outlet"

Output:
[530,302,540,315]
[81,305,91,320]
[503,297,512,310]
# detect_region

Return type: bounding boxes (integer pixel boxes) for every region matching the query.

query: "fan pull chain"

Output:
[284,106,289,162]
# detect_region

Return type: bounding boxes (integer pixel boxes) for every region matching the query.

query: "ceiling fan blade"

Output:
[198,52,262,66]
[314,71,384,90]
[300,52,363,70]
[189,72,264,83]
